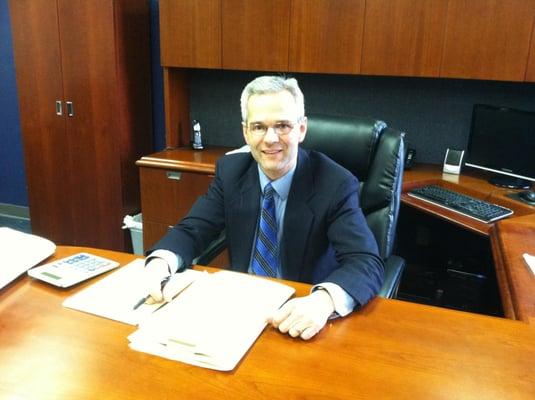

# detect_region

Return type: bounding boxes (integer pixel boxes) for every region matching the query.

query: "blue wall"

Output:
[0,0,26,206]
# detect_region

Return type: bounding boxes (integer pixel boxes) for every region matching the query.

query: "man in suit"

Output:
[144,76,384,340]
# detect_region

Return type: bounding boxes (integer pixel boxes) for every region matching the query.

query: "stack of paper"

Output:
[128,270,295,371]
[0,227,56,290]
[63,259,202,325]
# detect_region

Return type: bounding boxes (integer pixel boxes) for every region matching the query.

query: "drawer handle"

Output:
[166,171,181,181]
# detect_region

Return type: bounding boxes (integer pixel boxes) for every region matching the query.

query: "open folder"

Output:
[64,259,295,371]
[128,270,295,371]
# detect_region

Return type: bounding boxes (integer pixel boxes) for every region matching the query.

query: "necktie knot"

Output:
[264,183,275,199]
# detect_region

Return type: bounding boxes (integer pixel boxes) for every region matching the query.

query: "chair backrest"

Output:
[301,114,405,259]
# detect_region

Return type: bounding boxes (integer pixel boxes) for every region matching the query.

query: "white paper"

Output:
[63,259,202,325]
[128,270,295,371]
[0,227,56,290]
[523,253,535,275]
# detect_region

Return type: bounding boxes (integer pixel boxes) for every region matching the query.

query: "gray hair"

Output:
[240,76,305,122]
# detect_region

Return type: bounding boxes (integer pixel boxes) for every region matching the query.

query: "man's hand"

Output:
[143,258,171,303]
[267,289,335,340]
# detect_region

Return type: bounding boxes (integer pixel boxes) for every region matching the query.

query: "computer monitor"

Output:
[465,104,535,189]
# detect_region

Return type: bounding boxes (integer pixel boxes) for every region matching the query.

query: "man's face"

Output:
[242,91,307,180]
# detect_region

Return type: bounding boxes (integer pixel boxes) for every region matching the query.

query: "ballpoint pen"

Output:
[132,275,171,310]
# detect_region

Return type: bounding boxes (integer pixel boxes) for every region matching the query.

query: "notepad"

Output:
[128,270,295,371]
[63,259,202,325]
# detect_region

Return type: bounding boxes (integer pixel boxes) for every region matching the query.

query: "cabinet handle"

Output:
[55,100,63,116]
[166,171,181,180]
[66,101,74,117]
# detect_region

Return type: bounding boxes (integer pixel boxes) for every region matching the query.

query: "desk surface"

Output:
[1,246,535,399]
[402,164,535,323]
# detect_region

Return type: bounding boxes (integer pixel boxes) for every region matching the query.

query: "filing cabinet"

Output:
[137,147,230,266]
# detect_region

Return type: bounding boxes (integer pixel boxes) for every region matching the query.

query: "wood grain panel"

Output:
[159,0,221,68]
[491,214,535,322]
[163,68,190,148]
[525,18,535,81]
[8,0,74,244]
[222,0,290,71]
[289,0,364,74]
[361,0,448,77]
[139,168,213,225]
[112,0,153,218]
[58,0,125,250]
[143,220,173,250]
[441,0,535,81]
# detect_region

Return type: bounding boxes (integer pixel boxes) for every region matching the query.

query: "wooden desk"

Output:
[1,246,535,399]
[402,164,535,322]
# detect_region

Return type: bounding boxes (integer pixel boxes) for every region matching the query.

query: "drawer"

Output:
[140,167,213,225]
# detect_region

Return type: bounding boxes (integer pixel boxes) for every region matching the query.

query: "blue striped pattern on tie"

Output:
[252,183,279,277]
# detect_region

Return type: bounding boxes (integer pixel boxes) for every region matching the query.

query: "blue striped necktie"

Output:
[252,183,279,277]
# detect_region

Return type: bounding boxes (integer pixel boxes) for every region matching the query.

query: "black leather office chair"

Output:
[196,114,406,299]
[302,115,406,298]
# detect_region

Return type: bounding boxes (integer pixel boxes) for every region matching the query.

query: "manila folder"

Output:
[128,270,295,371]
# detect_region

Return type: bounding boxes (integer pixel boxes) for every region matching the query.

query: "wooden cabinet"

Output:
[137,147,230,266]
[289,0,365,74]
[221,0,290,71]
[9,0,152,251]
[158,0,535,82]
[159,0,221,68]
[525,22,535,82]
[361,0,448,77]
[441,0,535,81]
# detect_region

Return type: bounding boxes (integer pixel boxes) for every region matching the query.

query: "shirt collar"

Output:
[257,164,296,200]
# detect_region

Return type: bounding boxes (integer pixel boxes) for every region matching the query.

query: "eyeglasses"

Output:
[246,121,298,137]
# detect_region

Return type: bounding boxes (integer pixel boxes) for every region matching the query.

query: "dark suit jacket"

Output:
[152,148,384,307]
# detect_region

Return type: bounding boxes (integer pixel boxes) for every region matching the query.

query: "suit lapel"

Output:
[228,161,260,272]
[281,148,315,281]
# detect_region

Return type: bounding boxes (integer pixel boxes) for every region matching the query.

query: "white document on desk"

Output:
[63,259,202,326]
[523,253,535,275]
[128,270,295,371]
[0,227,56,290]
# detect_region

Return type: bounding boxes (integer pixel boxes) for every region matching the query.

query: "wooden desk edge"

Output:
[402,163,535,324]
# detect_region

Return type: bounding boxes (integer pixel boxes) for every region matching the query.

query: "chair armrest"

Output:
[378,255,405,299]
[193,231,227,266]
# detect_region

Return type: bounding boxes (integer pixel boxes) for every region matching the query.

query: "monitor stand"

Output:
[489,175,532,190]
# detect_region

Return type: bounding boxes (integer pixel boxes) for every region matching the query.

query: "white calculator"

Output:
[27,252,120,288]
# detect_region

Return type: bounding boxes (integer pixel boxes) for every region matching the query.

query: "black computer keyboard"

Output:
[408,185,514,223]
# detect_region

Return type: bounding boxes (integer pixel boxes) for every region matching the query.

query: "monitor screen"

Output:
[465,104,535,187]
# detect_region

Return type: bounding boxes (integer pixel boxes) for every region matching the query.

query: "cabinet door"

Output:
[9,0,75,244]
[526,24,535,82]
[222,0,290,71]
[160,0,221,68]
[58,0,124,249]
[361,0,448,77]
[441,0,535,81]
[289,0,365,74]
